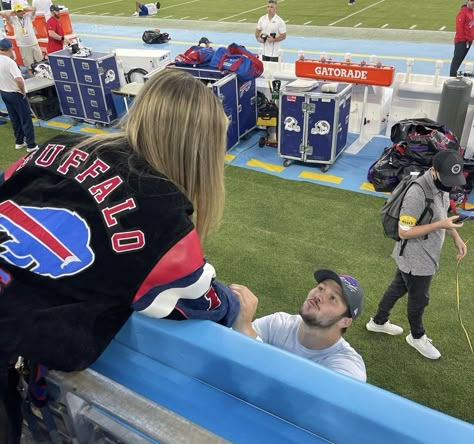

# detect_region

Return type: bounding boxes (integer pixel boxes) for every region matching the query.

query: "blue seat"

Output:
[91,313,474,443]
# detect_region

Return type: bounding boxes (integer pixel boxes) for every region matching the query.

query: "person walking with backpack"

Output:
[366,150,467,359]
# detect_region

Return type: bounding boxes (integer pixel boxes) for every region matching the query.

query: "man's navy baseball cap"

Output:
[0,39,13,50]
[50,5,63,12]
[314,269,364,320]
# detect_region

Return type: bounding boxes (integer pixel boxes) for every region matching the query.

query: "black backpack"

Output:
[381,172,434,251]
[142,31,170,45]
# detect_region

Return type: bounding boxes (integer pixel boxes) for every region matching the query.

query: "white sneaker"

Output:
[406,333,441,360]
[15,143,27,150]
[366,318,403,335]
[132,11,139,16]
[26,145,39,152]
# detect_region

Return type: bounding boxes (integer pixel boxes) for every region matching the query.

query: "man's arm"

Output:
[456,11,468,41]
[255,27,264,43]
[229,284,259,338]
[446,227,467,260]
[14,76,26,96]
[398,215,464,240]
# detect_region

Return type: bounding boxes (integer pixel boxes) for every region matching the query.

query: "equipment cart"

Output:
[278,81,352,171]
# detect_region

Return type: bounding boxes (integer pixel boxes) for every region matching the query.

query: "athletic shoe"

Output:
[406,333,441,360]
[26,145,39,152]
[366,318,403,335]
[132,11,139,16]
[15,143,27,150]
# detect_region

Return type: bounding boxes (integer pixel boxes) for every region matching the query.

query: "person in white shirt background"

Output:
[1,3,43,73]
[255,0,287,62]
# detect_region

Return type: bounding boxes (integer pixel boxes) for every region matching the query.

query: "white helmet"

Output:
[284,116,301,132]
[311,120,331,135]
[33,62,53,80]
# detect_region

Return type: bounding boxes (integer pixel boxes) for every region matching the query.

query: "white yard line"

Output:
[440,26,446,31]
[99,12,110,16]
[304,20,312,25]
[163,15,174,19]
[354,22,362,27]
[199,17,208,20]
[381,23,389,28]
[180,16,190,19]
[218,0,285,22]
[70,0,124,11]
[238,18,247,22]
[329,0,387,26]
[409,25,417,30]
[160,0,200,11]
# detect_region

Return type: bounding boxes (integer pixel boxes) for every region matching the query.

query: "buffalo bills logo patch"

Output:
[0,200,94,278]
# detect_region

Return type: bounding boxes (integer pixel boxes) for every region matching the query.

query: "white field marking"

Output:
[83,12,95,15]
[199,17,208,20]
[70,0,124,11]
[159,0,199,10]
[238,18,247,22]
[99,12,110,16]
[381,23,389,28]
[116,13,125,16]
[409,24,417,29]
[329,0,387,26]
[181,16,190,19]
[285,20,290,23]
[440,26,446,31]
[219,0,285,22]
[354,22,362,27]
[304,20,312,25]
[163,15,174,19]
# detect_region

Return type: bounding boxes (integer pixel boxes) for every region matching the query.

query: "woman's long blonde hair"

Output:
[76,69,228,241]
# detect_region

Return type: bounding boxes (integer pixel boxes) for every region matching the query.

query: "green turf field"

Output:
[0,124,473,423]
[67,0,458,32]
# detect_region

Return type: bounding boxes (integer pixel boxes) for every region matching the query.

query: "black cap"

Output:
[198,37,211,46]
[432,150,465,187]
[314,269,364,320]
[50,5,62,12]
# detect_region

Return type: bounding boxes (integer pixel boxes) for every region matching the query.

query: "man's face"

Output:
[267,2,277,17]
[52,10,61,18]
[299,279,350,328]
[16,10,25,18]
[468,0,474,10]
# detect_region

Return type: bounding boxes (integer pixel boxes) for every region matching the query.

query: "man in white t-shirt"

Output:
[0,38,38,152]
[231,268,366,381]
[132,1,160,17]
[255,0,287,61]
[2,4,42,72]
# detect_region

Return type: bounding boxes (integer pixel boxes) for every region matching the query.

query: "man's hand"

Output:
[229,284,258,337]
[454,236,467,260]
[439,215,465,230]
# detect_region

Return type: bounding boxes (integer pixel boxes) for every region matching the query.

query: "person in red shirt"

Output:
[46,4,69,54]
[450,1,474,76]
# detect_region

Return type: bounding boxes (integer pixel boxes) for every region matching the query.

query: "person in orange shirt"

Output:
[46,4,68,54]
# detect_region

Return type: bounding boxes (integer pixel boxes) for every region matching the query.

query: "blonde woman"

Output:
[0,69,239,441]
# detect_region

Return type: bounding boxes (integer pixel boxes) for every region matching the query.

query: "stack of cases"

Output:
[278,82,352,170]
[152,65,257,151]
[49,49,121,126]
